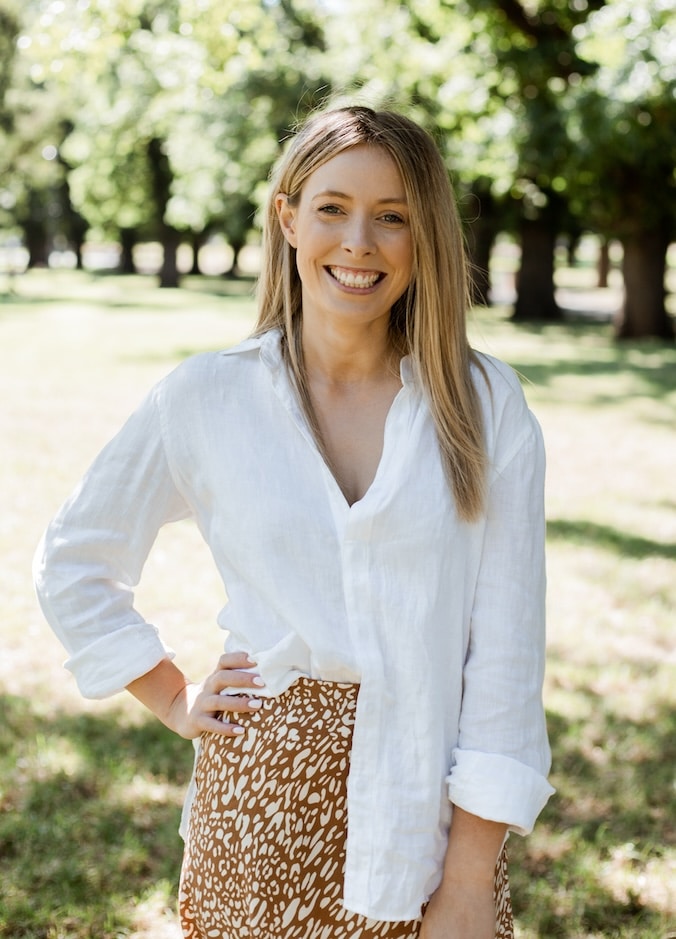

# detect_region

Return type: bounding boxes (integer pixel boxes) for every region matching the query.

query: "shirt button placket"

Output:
[341,506,384,899]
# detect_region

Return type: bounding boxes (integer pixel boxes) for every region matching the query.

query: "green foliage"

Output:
[0,0,674,331]
[0,1,82,243]
[14,0,331,246]
[0,0,20,114]
[567,0,676,237]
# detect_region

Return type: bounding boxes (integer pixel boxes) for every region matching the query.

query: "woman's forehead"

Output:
[300,144,407,201]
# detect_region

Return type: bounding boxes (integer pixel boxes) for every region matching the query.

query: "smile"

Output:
[328,267,383,289]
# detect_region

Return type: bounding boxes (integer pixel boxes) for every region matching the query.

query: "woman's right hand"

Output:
[127,653,266,740]
[168,651,266,739]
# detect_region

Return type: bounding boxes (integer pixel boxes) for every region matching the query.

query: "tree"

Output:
[0,85,77,266]
[46,0,330,285]
[569,0,675,339]
[55,1,212,285]
[0,1,20,112]
[0,0,61,251]
[458,0,605,321]
[1,0,97,265]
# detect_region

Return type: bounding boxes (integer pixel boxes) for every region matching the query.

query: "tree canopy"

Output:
[1,0,673,337]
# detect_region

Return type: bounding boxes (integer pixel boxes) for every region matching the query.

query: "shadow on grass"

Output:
[548,518,676,561]
[0,694,193,937]
[469,309,676,411]
[0,271,257,316]
[515,358,675,402]
[510,689,675,937]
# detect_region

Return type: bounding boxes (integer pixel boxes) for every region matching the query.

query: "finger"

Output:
[217,651,257,669]
[208,693,263,714]
[209,669,266,694]
[197,714,248,736]
[198,697,264,736]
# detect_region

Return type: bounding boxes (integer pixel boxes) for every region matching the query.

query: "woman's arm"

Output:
[126,652,266,739]
[419,807,506,939]
[34,383,192,699]
[446,402,553,832]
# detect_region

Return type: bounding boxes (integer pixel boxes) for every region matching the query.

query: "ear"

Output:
[275,193,298,248]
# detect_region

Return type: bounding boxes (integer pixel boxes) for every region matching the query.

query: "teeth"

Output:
[330,267,380,288]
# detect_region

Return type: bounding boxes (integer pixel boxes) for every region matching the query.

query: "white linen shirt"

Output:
[34,328,554,921]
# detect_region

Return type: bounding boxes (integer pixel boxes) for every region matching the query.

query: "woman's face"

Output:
[276,144,413,338]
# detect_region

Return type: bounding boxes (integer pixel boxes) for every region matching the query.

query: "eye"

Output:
[380,212,406,225]
[317,204,344,216]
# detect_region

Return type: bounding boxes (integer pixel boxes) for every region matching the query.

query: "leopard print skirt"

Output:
[178,677,513,938]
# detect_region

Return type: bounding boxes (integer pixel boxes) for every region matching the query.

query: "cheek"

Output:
[294,246,317,283]
[394,241,413,278]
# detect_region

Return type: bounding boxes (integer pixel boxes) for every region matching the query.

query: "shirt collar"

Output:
[218,332,270,358]
[220,327,418,389]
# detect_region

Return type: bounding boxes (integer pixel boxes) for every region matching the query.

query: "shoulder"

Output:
[470,351,531,425]
[172,333,267,379]
[156,332,272,402]
[471,351,525,402]
[470,351,543,468]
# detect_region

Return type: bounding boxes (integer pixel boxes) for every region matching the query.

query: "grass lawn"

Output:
[1,269,674,938]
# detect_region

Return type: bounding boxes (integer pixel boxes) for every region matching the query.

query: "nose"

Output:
[342,214,375,257]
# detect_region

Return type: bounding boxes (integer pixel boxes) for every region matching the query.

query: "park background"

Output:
[1,0,675,937]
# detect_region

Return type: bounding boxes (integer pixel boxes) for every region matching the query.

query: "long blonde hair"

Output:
[255,106,486,522]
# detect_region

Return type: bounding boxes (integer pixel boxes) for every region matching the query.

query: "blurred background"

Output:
[1,1,674,938]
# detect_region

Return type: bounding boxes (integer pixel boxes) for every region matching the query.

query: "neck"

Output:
[301,319,399,385]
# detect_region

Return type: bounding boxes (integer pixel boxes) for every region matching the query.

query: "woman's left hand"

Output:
[418,880,496,939]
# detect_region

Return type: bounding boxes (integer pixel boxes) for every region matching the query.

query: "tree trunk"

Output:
[616,231,673,340]
[147,136,181,288]
[61,173,88,271]
[512,216,561,321]
[224,236,247,278]
[566,233,580,267]
[466,220,496,307]
[464,189,497,307]
[159,228,181,289]
[597,238,610,289]
[72,226,87,270]
[119,228,137,274]
[189,231,206,275]
[24,219,50,268]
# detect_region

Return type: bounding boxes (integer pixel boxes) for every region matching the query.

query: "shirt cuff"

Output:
[63,624,175,698]
[446,748,555,835]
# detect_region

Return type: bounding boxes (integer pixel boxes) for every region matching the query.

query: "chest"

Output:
[310,376,402,506]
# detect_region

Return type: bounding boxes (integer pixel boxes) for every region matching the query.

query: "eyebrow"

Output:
[312,189,408,204]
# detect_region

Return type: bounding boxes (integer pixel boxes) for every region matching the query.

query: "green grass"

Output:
[1,269,674,938]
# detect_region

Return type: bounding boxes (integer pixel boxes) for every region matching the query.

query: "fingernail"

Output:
[252,677,265,687]
[245,655,257,665]
[248,698,263,709]
[232,725,245,735]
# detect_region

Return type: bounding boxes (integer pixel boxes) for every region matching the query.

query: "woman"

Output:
[35,106,554,939]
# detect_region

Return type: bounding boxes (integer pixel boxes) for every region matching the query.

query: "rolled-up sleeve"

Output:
[446,387,555,834]
[33,384,191,698]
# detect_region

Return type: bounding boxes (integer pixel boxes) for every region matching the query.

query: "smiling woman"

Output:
[34,106,553,939]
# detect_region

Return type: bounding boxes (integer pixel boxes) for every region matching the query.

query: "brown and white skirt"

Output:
[179,677,513,938]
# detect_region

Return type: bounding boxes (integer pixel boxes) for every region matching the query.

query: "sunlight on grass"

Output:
[128,884,183,939]
[1,269,674,938]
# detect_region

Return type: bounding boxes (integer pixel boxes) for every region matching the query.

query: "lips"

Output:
[328,266,383,289]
